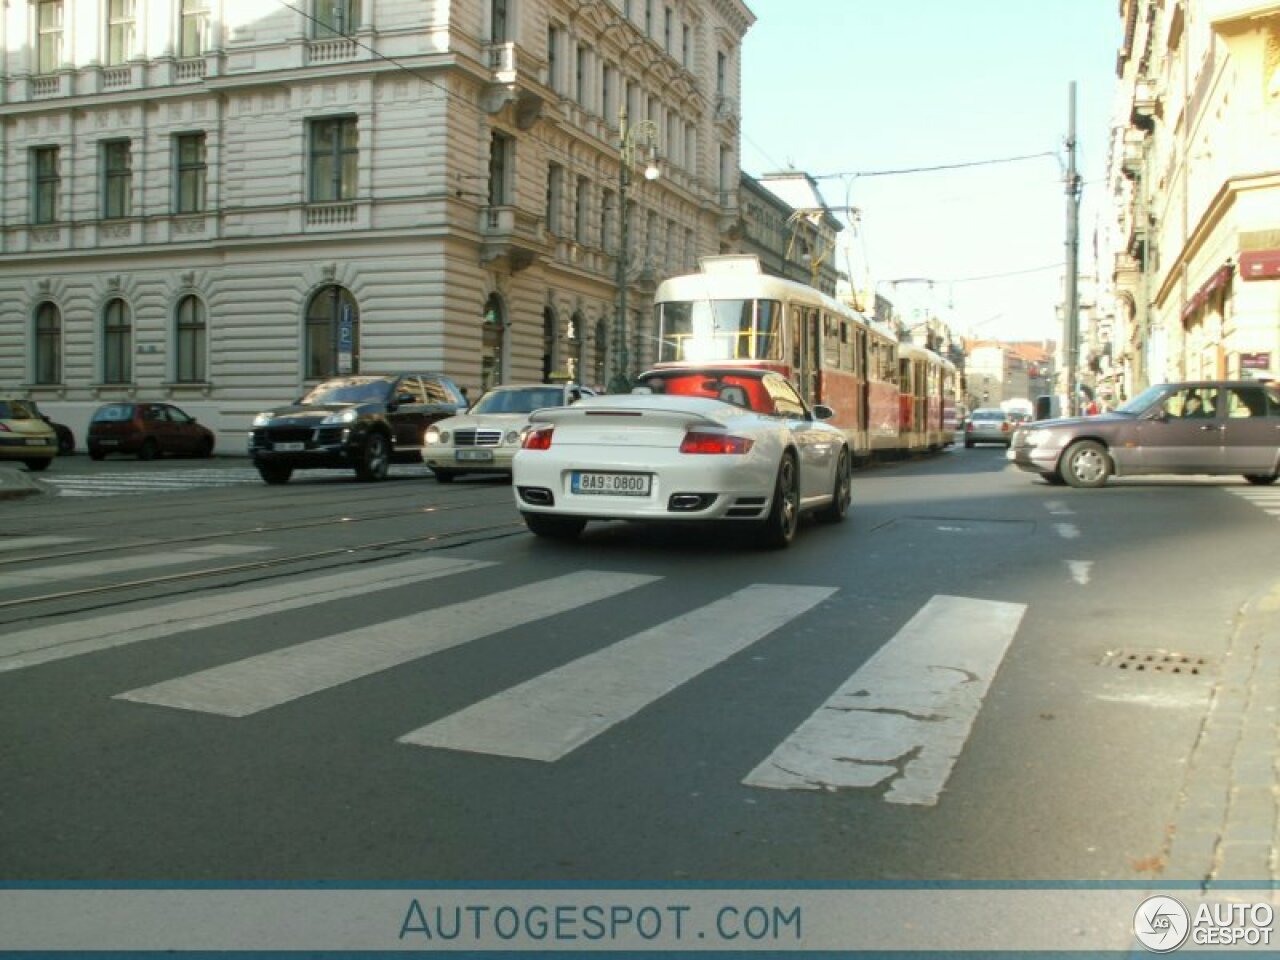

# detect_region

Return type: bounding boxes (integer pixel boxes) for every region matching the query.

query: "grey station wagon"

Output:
[1008,380,1280,488]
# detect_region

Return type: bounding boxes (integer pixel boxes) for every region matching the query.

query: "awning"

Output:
[1181,262,1234,320]
[1240,249,1280,282]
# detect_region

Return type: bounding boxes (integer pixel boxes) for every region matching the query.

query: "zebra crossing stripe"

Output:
[0,543,268,590]
[743,595,1025,807]
[0,555,495,673]
[398,584,836,762]
[116,571,658,717]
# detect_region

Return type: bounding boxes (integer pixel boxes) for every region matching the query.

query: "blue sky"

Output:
[739,0,1122,343]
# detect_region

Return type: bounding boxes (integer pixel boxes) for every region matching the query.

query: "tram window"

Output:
[755,299,781,360]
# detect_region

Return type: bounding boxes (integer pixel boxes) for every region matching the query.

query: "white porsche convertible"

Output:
[511,366,853,548]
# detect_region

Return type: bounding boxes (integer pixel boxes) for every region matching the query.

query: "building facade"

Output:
[0,0,754,447]
[1108,0,1280,396]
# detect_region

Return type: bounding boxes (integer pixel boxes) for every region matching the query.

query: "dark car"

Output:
[26,400,74,455]
[249,373,467,484]
[1008,380,1280,488]
[87,401,216,461]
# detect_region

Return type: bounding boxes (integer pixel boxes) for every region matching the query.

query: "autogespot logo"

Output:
[1134,895,1191,953]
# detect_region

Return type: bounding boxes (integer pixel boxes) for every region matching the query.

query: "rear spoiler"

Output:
[528,405,724,428]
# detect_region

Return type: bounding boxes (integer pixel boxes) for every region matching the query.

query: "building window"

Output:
[33,147,60,225]
[576,44,588,105]
[107,0,136,65]
[542,306,557,382]
[309,117,357,202]
[102,298,132,384]
[305,285,360,378]
[174,295,206,383]
[566,311,585,382]
[102,140,132,219]
[601,63,615,121]
[482,293,505,391]
[36,0,63,74]
[488,131,513,206]
[34,302,62,385]
[681,23,689,68]
[574,176,589,244]
[592,317,609,389]
[179,0,210,57]
[716,50,726,96]
[312,0,359,38]
[547,25,561,93]
[546,163,563,235]
[644,0,653,36]
[663,6,671,51]
[490,0,509,43]
[601,188,616,254]
[175,133,207,214]
[684,121,695,172]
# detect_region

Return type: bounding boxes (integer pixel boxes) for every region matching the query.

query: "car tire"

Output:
[758,452,799,549]
[523,513,585,540]
[433,469,457,483]
[198,437,214,458]
[257,464,293,485]
[23,458,52,472]
[354,433,390,481]
[819,447,851,523]
[138,438,159,461]
[1061,440,1111,488]
[88,447,106,462]
[57,430,74,456]
[1244,473,1279,486]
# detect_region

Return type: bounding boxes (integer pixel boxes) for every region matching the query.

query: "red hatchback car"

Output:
[87,402,216,461]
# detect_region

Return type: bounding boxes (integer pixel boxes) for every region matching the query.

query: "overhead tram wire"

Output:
[275,0,479,113]
[813,150,1059,181]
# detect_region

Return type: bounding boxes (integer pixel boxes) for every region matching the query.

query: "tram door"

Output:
[788,305,820,406]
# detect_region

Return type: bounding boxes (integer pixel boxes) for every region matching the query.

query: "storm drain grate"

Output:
[1099,650,1212,676]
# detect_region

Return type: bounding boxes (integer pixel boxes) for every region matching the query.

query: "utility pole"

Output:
[1064,82,1082,417]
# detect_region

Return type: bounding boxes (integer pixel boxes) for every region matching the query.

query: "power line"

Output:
[815,151,1059,181]
[275,1,478,112]
[948,262,1065,284]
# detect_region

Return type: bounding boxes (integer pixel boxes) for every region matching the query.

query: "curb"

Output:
[0,467,48,501]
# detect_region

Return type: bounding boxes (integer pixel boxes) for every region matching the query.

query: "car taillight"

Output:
[1001,422,1010,432]
[679,431,754,455]
[0,423,9,432]
[522,426,554,450]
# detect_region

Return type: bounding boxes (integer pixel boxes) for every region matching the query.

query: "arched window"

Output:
[174,294,207,383]
[103,298,132,383]
[481,293,505,392]
[566,311,585,383]
[34,302,61,385]
[305,285,359,379]
[592,316,609,389]
[542,306,557,383]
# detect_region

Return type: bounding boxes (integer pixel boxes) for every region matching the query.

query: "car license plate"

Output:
[25,438,44,446]
[456,450,493,462]
[99,439,119,446]
[572,472,651,496]
[273,442,305,452]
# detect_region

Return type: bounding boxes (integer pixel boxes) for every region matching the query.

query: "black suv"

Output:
[249,373,467,484]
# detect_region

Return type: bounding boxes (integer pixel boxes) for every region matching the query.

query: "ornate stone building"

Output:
[1107,0,1280,396]
[0,0,753,446]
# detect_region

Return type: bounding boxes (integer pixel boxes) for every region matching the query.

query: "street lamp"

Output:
[609,107,660,394]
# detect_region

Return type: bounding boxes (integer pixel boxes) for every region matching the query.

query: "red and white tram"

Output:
[650,255,954,461]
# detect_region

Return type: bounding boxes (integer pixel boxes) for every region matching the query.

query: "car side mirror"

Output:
[813,403,836,422]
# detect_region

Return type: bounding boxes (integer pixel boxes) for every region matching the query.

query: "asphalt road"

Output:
[2,447,1278,883]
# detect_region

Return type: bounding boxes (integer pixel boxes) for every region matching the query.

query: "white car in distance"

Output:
[424,383,593,481]
[512,366,852,548]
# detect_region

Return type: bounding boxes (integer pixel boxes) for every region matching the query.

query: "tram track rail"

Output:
[0,518,527,619]
[0,494,512,569]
